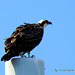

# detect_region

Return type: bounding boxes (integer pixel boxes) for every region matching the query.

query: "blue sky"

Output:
[0,0,75,75]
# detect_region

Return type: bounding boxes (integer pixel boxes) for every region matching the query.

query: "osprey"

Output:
[1,19,52,61]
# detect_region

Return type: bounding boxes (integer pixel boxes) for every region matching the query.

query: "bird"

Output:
[1,19,52,61]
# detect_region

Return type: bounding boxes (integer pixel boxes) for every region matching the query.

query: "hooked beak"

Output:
[48,21,52,25]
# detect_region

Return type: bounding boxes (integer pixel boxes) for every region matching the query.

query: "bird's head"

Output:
[37,19,52,28]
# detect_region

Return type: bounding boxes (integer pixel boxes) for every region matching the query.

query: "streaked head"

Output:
[37,19,52,28]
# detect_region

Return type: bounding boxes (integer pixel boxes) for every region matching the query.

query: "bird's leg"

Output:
[27,51,30,58]
[19,53,23,58]
[27,51,35,58]
[19,52,26,58]
[19,54,27,58]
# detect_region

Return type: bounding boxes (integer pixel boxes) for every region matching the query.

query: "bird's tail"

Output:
[1,54,11,62]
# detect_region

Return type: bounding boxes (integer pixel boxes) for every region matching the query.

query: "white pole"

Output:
[5,58,44,75]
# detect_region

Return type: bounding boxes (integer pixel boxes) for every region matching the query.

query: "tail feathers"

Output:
[1,54,11,62]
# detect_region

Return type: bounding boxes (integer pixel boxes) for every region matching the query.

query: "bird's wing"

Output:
[4,24,43,53]
[4,25,26,52]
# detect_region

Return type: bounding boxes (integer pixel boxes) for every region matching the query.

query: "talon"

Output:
[24,55,27,58]
[19,52,25,58]
[19,54,23,58]
[30,55,35,58]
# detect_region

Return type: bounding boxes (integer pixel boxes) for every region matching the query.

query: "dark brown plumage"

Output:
[1,19,52,61]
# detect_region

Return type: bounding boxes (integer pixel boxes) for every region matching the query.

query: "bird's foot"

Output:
[19,54,24,58]
[19,54,27,58]
[23,55,27,58]
[30,55,35,58]
[19,52,25,58]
